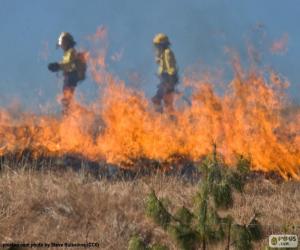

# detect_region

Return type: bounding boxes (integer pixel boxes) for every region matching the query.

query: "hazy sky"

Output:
[0,0,299,111]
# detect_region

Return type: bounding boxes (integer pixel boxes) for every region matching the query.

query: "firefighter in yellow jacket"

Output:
[48,32,82,115]
[152,33,178,112]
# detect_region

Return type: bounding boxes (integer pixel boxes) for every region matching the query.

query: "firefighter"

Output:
[152,33,178,112]
[48,32,85,115]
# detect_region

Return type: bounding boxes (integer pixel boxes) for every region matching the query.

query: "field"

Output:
[0,160,299,250]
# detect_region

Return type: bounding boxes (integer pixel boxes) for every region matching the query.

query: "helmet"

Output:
[153,33,170,45]
[57,32,75,47]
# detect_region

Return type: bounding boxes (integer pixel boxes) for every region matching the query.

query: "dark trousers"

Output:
[152,73,178,112]
[62,71,78,115]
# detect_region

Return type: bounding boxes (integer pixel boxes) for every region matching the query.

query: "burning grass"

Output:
[0,161,299,250]
[0,54,300,179]
[0,27,299,180]
[0,65,299,180]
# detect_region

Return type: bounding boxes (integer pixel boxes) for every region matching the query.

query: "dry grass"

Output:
[0,164,299,250]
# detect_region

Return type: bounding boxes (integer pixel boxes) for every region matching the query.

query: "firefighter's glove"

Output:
[48,62,60,72]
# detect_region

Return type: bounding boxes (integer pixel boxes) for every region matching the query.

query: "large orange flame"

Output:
[0,28,299,180]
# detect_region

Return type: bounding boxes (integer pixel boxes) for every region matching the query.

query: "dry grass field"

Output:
[0,162,299,250]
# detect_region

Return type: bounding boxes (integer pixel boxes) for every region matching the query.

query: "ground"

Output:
[0,162,299,250]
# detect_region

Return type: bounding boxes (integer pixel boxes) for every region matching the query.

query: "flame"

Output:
[270,33,289,55]
[0,28,299,180]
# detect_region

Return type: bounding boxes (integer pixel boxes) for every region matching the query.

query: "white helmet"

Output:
[57,32,75,48]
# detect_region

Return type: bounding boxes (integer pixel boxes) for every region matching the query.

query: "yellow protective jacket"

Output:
[156,48,177,76]
[59,48,77,73]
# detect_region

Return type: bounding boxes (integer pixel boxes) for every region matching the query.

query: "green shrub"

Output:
[247,216,263,241]
[212,181,233,208]
[128,235,147,250]
[149,244,168,250]
[168,224,198,250]
[129,146,262,250]
[146,191,171,230]
[175,206,194,225]
[128,235,168,250]
[231,224,252,250]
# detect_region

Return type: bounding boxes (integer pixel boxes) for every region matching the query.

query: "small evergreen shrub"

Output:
[231,224,252,250]
[146,191,171,230]
[129,146,262,250]
[128,235,168,250]
[150,244,168,250]
[128,235,147,250]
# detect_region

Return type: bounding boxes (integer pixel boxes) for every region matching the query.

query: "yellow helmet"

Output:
[153,33,170,45]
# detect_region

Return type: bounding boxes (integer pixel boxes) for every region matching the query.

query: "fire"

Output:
[270,33,289,55]
[0,28,299,180]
